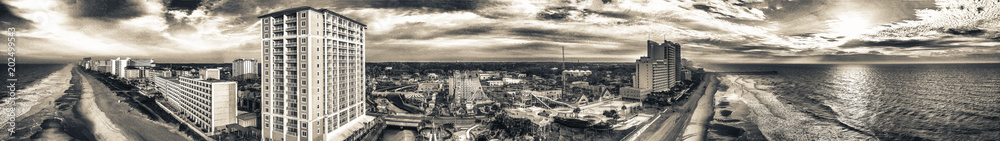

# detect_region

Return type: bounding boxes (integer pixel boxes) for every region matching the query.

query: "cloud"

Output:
[3,0,999,63]
[0,1,32,29]
[67,0,148,21]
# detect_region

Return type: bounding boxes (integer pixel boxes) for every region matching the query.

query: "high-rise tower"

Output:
[259,7,368,141]
[634,40,681,92]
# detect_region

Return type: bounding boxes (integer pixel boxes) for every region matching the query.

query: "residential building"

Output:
[486,80,504,86]
[110,57,130,78]
[259,7,370,141]
[563,70,592,77]
[502,78,523,84]
[233,58,260,79]
[153,76,238,135]
[200,68,221,80]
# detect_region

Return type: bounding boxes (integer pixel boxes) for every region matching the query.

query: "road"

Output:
[627,74,718,141]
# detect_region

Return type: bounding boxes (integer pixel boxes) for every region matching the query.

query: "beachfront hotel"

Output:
[633,40,682,93]
[259,7,372,141]
[153,69,238,135]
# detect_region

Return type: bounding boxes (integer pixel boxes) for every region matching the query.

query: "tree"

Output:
[573,107,581,113]
[602,110,619,119]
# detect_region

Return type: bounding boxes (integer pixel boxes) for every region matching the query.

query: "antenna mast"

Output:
[562,46,568,107]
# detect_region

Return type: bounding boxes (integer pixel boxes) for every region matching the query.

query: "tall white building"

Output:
[634,40,682,93]
[153,76,238,135]
[233,58,259,79]
[110,57,130,78]
[259,7,369,141]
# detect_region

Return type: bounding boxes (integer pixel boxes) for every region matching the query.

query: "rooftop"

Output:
[257,6,366,27]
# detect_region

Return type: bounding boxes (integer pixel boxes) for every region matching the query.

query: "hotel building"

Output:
[153,69,238,135]
[258,7,369,141]
[233,58,260,79]
[634,40,682,93]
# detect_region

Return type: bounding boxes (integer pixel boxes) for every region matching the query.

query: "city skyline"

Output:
[3,0,1000,64]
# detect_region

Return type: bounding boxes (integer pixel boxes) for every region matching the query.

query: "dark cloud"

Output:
[731,45,785,51]
[483,42,561,55]
[206,0,283,16]
[0,1,32,29]
[314,0,494,12]
[442,25,496,35]
[163,12,197,35]
[68,0,147,21]
[507,27,611,42]
[685,38,751,48]
[839,39,938,48]
[165,0,202,11]
[943,28,986,36]
[538,6,581,21]
[816,53,1000,63]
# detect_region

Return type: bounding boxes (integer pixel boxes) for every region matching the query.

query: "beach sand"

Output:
[77,68,130,140]
[79,68,192,141]
[705,75,767,141]
[679,74,718,141]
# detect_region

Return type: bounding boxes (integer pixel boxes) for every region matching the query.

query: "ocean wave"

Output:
[0,65,74,132]
[720,75,876,141]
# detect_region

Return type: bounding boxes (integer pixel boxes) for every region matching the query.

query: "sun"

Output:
[827,11,874,39]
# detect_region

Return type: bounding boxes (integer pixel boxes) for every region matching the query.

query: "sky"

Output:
[1,0,999,64]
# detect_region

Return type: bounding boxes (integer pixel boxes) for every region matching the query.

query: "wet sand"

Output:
[707,75,766,140]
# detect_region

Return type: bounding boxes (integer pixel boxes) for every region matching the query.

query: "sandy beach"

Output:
[629,73,719,141]
[78,67,192,141]
[679,74,717,141]
[705,74,766,141]
[77,70,130,140]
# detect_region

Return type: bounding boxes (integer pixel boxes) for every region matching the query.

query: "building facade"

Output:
[259,7,368,141]
[200,68,222,80]
[233,58,260,79]
[634,40,682,93]
[153,76,238,135]
[111,57,130,78]
[620,86,651,100]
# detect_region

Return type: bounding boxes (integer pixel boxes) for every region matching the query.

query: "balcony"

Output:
[285,44,297,47]
[285,18,296,23]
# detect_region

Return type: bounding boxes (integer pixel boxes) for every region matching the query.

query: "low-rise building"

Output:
[486,80,504,86]
[503,78,523,84]
[620,87,651,101]
[153,76,238,135]
[417,83,442,92]
[563,70,592,77]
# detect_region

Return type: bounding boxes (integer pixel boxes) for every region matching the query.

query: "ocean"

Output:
[703,63,1000,141]
[0,64,73,137]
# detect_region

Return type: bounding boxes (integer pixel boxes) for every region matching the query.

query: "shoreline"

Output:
[706,75,766,140]
[629,73,719,141]
[79,67,192,141]
[679,73,719,141]
[77,68,131,140]
[3,64,75,139]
